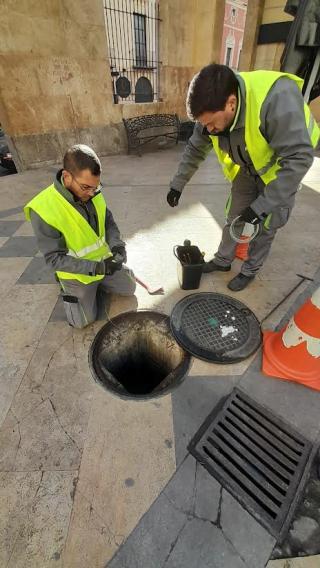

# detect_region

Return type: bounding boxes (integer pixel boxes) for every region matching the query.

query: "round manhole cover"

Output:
[170,293,261,363]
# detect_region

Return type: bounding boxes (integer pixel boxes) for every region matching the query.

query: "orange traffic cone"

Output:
[235,223,253,261]
[262,286,320,390]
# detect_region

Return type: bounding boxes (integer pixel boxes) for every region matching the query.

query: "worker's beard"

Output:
[80,194,95,203]
[215,118,234,137]
[211,119,233,137]
[215,127,231,137]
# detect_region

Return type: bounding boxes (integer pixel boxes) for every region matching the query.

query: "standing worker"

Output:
[25,144,136,328]
[167,64,319,291]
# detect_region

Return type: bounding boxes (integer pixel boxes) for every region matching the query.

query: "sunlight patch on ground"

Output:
[125,202,222,295]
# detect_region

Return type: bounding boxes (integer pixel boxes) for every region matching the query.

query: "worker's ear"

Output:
[62,169,72,188]
[226,94,237,113]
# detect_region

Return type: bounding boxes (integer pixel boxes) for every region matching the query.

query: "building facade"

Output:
[220,0,247,70]
[103,0,160,104]
[0,0,225,170]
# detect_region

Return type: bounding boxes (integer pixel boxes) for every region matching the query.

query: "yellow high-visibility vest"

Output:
[24,184,112,284]
[210,70,320,185]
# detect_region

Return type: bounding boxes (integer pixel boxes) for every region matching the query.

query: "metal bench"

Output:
[122,113,180,155]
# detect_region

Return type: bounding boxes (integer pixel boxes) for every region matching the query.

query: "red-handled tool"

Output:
[135,276,164,295]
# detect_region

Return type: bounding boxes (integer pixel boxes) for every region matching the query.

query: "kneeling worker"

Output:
[25,144,136,328]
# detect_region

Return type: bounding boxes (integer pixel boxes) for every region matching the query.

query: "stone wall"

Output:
[0,0,225,170]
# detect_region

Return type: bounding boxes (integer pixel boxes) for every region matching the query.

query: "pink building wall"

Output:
[220,1,247,70]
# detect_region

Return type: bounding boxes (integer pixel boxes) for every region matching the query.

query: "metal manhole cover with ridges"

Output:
[170,292,261,363]
[189,388,313,540]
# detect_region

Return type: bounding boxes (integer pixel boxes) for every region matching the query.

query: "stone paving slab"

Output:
[0,257,32,296]
[0,220,23,236]
[17,257,56,285]
[171,375,240,466]
[0,283,58,428]
[5,471,76,568]
[268,556,320,567]
[312,267,320,284]
[49,296,67,322]
[0,206,23,219]
[221,491,276,568]
[0,236,39,257]
[0,471,43,566]
[107,454,275,568]
[63,389,176,568]
[239,353,320,444]
[12,220,35,236]
[0,236,9,248]
[161,517,247,568]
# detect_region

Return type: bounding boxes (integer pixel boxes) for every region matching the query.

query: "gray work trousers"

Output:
[60,265,136,329]
[214,170,294,276]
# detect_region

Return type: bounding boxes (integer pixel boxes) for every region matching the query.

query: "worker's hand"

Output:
[239,206,261,225]
[167,188,181,207]
[111,245,127,264]
[104,256,121,275]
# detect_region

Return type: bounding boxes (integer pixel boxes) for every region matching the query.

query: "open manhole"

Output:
[170,292,261,363]
[189,388,313,539]
[89,310,191,400]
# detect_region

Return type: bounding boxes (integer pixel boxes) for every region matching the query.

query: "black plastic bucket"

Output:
[174,244,204,290]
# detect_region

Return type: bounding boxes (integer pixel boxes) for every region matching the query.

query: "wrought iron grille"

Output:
[103,0,160,104]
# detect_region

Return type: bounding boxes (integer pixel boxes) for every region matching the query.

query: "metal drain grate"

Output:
[170,293,261,363]
[189,388,313,539]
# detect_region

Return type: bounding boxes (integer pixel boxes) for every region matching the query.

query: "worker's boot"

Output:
[202,260,231,274]
[227,273,255,292]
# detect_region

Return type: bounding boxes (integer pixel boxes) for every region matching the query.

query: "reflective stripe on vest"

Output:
[67,236,106,258]
[210,71,320,186]
[24,184,112,285]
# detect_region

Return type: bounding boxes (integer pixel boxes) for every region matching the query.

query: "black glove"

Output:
[95,248,126,276]
[111,245,127,264]
[104,256,121,275]
[239,206,261,225]
[167,188,181,207]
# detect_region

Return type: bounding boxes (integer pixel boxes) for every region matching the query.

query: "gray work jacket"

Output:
[170,75,315,217]
[30,170,125,276]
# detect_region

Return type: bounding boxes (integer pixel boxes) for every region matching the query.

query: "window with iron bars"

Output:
[103,0,160,104]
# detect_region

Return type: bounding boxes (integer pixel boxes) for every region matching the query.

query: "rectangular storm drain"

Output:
[189,388,313,539]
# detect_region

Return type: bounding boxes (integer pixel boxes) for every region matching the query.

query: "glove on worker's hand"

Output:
[104,256,121,275]
[111,245,127,264]
[239,206,261,225]
[167,188,181,207]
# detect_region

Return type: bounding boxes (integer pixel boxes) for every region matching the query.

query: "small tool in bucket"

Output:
[173,239,204,290]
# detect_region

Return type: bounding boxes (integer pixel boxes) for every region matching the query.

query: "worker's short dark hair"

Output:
[63,144,101,176]
[187,63,239,120]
